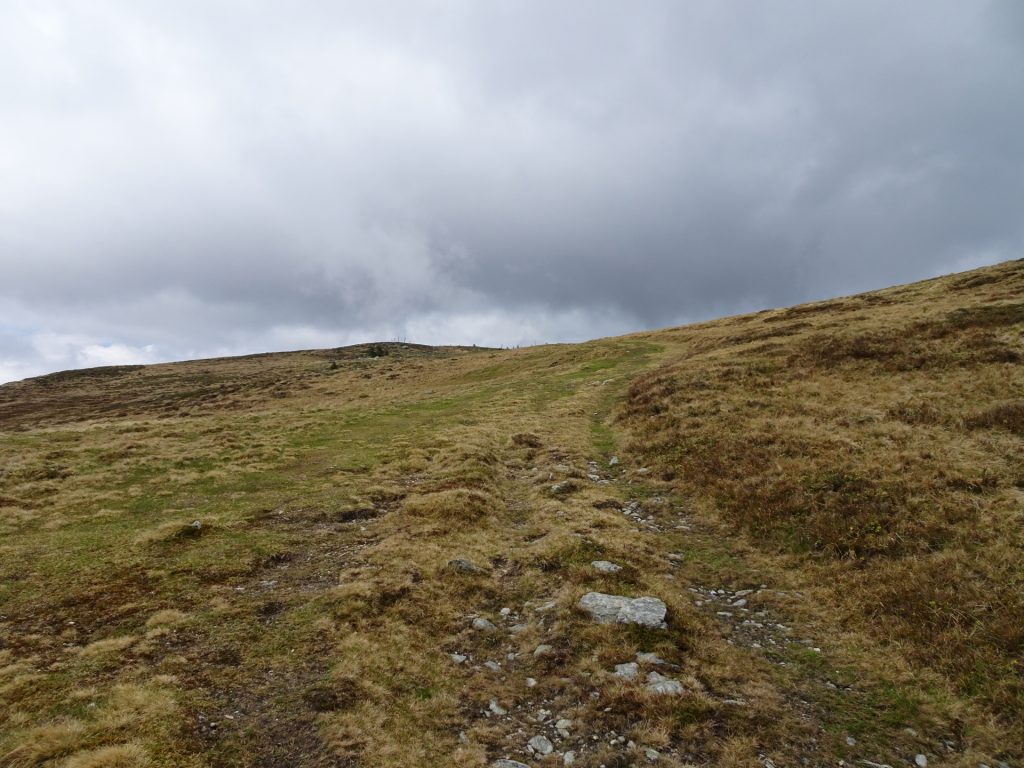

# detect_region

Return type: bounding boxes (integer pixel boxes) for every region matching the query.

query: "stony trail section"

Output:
[423,435,993,768]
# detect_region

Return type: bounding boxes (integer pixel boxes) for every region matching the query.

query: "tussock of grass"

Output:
[78,636,137,657]
[1,721,88,765]
[402,488,498,521]
[965,400,1024,435]
[63,744,150,768]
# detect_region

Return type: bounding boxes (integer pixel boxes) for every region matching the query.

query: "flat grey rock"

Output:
[473,617,497,631]
[578,592,667,628]
[646,671,685,694]
[591,560,622,573]
[529,734,554,755]
[493,761,530,768]
[614,662,639,679]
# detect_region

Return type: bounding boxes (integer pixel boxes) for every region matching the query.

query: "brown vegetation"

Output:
[1,260,1021,766]
[619,258,1024,723]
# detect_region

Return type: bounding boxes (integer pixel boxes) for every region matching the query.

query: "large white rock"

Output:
[578,592,667,628]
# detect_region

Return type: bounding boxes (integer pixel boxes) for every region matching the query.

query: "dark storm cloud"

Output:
[1,1,1022,381]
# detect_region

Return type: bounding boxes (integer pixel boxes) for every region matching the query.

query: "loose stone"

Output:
[448,558,488,575]
[578,592,667,628]
[614,662,639,680]
[529,734,554,755]
[555,718,572,738]
[636,652,667,665]
[646,671,685,695]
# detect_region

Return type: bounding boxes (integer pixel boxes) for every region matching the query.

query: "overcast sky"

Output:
[1,1,1022,382]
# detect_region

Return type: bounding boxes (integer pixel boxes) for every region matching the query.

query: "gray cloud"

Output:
[1,1,1022,381]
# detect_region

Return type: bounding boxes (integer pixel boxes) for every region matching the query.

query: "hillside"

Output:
[1,260,1021,768]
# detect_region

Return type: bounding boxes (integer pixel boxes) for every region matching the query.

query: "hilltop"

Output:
[1,260,1021,768]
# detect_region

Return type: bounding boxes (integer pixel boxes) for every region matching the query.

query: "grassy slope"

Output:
[0,262,1021,767]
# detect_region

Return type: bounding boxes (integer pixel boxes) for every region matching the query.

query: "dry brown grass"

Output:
[62,744,150,768]
[619,258,1024,727]
[1,262,1021,766]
